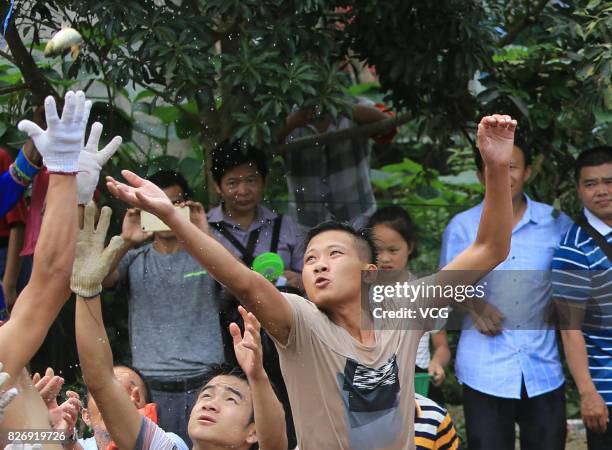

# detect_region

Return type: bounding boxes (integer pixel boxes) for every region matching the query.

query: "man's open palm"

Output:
[230,306,264,380]
[106,170,174,218]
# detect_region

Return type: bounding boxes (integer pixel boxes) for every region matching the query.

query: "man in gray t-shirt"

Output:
[102,170,224,444]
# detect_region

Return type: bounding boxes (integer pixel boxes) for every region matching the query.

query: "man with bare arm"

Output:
[0,90,120,438]
[72,203,287,450]
[107,114,517,449]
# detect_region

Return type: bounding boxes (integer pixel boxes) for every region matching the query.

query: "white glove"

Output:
[17,91,92,173]
[77,122,122,205]
[0,363,18,423]
[4,444,43,450]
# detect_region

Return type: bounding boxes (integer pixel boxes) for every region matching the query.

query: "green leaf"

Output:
[146,155,180,176]
[587,0,602,10]
[508,94,530,118]
[178,156,203,182]
[594,109,612,124]
[577,64,595,80]
[152,105,182,123]
[416,184,439,200]
[439,171,480,186]
[347,82,381,96]
[134,90,156,102]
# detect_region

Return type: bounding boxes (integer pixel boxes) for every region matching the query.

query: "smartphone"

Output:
[141,206,190,232]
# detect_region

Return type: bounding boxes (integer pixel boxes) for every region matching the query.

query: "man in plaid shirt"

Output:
[281,98,395,228]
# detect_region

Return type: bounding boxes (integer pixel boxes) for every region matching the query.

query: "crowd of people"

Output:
[0,90,610,450]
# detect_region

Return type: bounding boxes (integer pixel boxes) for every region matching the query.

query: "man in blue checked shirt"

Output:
[440,141,572,450]
[553,146,612,450]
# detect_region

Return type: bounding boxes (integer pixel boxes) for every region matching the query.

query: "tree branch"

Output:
[0,49,15,64]
[0,0,57,104]
[498,0,549,47]
[271,112,411,155]
[0,82,28,95]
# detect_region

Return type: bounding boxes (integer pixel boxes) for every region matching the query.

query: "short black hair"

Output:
[574,145,612,182]
[366,205,419,260]
[197,363,254,424]
[305,221,377,264]
[82,363,151,407]
[114,363,151,403]
[474,139,532,173]
[147,169,192,198]
[211,140,268,185]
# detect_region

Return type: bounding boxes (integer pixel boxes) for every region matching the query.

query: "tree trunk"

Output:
[0,0,57,104]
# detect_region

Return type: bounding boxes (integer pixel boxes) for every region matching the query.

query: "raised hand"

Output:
[18,91,92,173]
[70,202,125,298]
[106,170,174,219]
[230,306,265,381]
[32,367,64,408]
[49,394,81,435]
[121,208,153,245]
[477,114,517,168]
[77,122,122,205]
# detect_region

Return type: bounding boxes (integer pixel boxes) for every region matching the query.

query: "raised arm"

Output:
[76,294,142,448]
[231,306,288,450]
[0,91,90,381]
[106,172,293,344]
[438,115,516,286]
[73,204,142,450]
[277,102,390,145]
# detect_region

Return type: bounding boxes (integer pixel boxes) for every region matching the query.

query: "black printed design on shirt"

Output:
[342,354,400,412]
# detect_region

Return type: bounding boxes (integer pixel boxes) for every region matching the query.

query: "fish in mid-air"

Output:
[44,27,83,59]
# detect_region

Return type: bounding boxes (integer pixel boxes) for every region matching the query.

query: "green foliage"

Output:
[477,1,611,214]
[372,142,483,272]
[346,0,493,129]
[31,0,352,146]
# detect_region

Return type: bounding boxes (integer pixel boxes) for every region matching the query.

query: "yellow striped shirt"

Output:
[414,394,460,450]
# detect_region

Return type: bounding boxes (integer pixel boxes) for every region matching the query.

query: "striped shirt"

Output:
[414,394,461,449]
[133,417,186,450]
[552,208,612,405]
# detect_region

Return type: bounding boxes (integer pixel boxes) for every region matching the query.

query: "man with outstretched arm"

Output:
[107,114,516,449]
[73,203,287,450]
